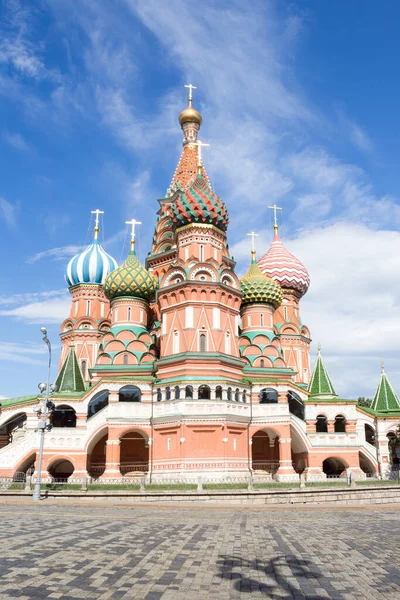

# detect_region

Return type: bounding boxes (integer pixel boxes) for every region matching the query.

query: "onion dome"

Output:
[240,250,283,308]
[172,173,229,231]
[103,246,157,302]
[258,229,310,298]
[65,227,118,288]
[179,98,202,127]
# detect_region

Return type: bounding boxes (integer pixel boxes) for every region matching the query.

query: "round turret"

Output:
[65,239,118,288]
[172,173,229,231]
[258,231,310,298]
[103,247,157,302]
[240,251,282,308]
[179,99,202,127]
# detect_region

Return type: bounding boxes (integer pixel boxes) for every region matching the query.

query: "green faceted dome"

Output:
[103,247,157,301]
[240,251,282,308]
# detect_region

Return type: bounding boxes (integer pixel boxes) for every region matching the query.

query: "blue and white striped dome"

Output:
[65,239,118,288]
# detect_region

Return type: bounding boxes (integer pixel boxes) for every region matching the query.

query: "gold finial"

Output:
[318,341,321,355]
[125,218,142,252]
[70,329,75,346]
[91,209,104,240]
[268,204,282,235]
[196,140,209,174]
[381,360,385,373]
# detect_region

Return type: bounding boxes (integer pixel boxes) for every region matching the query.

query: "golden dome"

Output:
[179,99,202,127]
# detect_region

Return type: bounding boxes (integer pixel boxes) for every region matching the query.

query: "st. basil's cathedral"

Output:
[1,90,400,483]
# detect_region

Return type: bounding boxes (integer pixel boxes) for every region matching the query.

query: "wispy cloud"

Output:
[0,296,70,324]
[3,131,29,151]
[0,196,18,227]
[336,108,373,154]
[0,290,67,307]
[0,340,49,366]
[26,245,84,264]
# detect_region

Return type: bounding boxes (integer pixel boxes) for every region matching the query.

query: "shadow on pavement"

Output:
[216,553,342,598]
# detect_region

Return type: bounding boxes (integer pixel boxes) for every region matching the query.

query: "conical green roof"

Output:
[371,365,400,412]
[55,344,85,393]
[308,345,337,398]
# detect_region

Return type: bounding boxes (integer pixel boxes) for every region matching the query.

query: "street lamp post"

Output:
[32,327,52,502]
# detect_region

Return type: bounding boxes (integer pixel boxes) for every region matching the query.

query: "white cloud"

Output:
[0,290,70,324]
[290,223,400,394]
[0,298,70,324]
[26,245,84,264]
[0,196,18,227]
[3,131,29,151]
[0,341,49,366]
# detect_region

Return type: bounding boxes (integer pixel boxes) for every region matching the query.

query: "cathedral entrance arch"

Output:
[290,424,309,473]
[322,457,348,477]
[251,429,279,475]
[86,430,108,479]
[359,451,376,476]
[48,459,75,480]
[119,429,149,476]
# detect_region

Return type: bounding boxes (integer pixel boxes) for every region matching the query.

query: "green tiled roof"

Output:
[55,344,85,393]
[0,395,38,408]
[308,346,337,398]
[371,367,400,412]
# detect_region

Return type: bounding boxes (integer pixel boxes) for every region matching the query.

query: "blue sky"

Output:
[1,0,400,399]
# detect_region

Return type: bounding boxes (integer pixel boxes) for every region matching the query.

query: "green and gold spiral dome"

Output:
[103,244,157,302]
[240,250,283,308]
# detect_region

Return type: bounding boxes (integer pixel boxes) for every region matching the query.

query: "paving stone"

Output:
[0,503,399,599]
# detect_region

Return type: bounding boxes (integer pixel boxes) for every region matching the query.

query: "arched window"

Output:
[216,385,223,400]
[185,385,193,398]
[199,334,206,352]
[242,390,247,403]
[86,300,91,316]
[200,245,204,262]
[51,405,77,428]
[365,424,375,445]
[284,306,288,320]
[123,355,128,365]
[157,388,162,402]
[316,415,328,433]
[235,388,240,402]
[225,331,231,354]
[198,385,211,400]
[81,360,87,379]
[287,391,305,421]
[87,390,109,418]
[334,415,346,433]
[173,330,179,354]
[127,307,131,321]
[260,313,264,326]
[119,385,141,402]
[259,388,278,404]
[260,359,265,368]
[174,386,180,399]
[227,387,232,401]
[165,387,171,401]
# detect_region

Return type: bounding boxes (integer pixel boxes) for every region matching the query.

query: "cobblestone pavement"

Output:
[0,502,399,600]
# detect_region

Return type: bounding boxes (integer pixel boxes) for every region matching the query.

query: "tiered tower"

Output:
[60,210,118,381]
[258,206,311,386]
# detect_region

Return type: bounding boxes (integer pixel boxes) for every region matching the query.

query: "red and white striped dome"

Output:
[257,231,310,298]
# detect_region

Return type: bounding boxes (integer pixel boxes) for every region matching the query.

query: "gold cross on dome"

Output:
[125,218,142,251]
[197,140,210,169]
[184,83,197,102]
[91,208,104,239]
[246,231,259,253]
[268,204,282,232]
